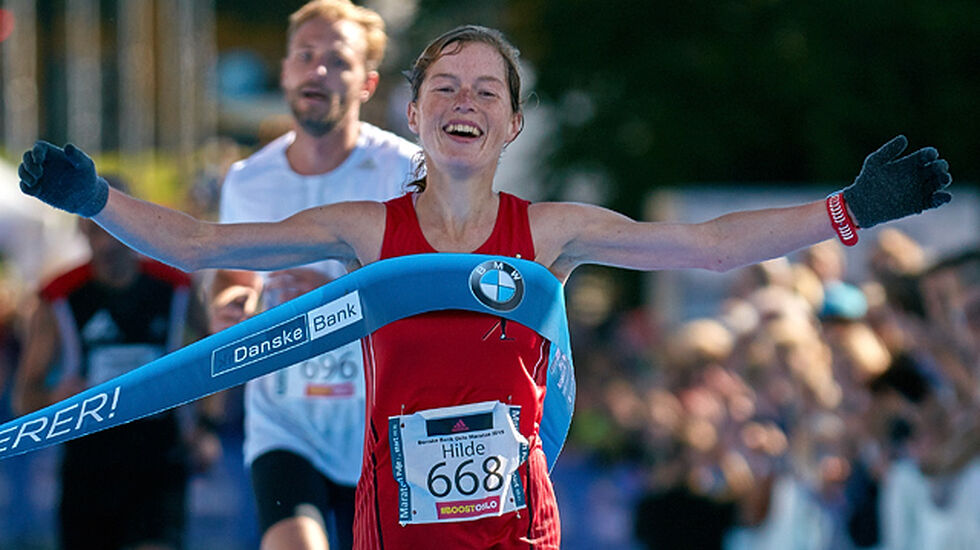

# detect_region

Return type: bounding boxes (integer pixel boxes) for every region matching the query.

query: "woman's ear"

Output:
[407,102,420,135]
[506,111,524,145]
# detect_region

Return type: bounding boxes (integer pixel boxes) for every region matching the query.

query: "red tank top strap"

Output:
[380,193,435,259]
[473,192,535,260]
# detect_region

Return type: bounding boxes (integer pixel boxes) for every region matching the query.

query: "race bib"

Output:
[87,345,164,387]
[271,339,365,400]
[389,401,529,525]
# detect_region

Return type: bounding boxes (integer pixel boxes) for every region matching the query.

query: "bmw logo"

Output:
[469,260,524,312]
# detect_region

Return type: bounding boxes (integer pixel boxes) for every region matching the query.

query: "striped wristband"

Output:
[826,192,858,246]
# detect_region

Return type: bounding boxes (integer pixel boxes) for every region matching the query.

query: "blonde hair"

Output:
[287,0,387,70]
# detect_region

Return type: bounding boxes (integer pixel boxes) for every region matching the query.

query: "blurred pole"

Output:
[118,0,155,156]
[2,0,38,153]
[197,0,218,148]
[66,0,102,153]
[158,0,217,189]
[156,0,178,153]
[177,0,195,183]
[175,0,194,186]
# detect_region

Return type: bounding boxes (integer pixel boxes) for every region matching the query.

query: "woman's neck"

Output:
[414,170,500,251]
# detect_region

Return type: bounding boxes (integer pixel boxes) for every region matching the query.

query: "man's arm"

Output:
[12,301,80,414]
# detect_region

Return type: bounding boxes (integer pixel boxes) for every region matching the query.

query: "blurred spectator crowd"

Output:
[565,230,980,549]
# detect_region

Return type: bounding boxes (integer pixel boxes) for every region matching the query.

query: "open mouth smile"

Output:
[443,123,483,138]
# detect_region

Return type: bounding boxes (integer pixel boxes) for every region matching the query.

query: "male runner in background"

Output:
[210,2,418,549]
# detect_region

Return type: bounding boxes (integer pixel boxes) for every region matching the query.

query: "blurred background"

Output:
[0,0,978,548]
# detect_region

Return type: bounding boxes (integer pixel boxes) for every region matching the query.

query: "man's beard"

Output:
[288,90,346,138]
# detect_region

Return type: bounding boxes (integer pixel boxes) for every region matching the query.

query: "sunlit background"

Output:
[0,1,978,549]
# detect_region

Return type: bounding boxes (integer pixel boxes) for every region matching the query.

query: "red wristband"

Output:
[826,193,858,247]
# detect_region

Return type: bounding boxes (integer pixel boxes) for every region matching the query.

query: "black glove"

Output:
[842,135,952,228]
[18,141,109,217]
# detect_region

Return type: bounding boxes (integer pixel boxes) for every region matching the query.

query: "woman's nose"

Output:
[453,88,475,111]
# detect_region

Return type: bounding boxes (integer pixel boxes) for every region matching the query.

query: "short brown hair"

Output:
[405,25,523,114]
[287,0,387,70]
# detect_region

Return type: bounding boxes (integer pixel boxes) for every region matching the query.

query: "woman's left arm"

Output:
[535,135,951,280]
[534,199,831,279]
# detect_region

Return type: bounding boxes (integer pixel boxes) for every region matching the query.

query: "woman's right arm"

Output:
[19,141,382,272]
[94,188,377,272]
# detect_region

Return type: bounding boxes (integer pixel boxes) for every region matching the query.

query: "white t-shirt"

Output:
[879,457,980,550]
[219,123,419,485]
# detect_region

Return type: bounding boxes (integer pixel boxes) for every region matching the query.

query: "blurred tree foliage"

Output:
[397,0,978,308]
[498,0,979,217]
[396,0,512,72]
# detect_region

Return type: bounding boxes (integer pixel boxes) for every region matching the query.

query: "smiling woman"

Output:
[16,22,952,550]
[403,26,524,192]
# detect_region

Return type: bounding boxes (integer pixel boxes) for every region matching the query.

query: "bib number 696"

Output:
[426,456,505,497]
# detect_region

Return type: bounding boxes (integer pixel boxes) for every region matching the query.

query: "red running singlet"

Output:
[353,192,561,549]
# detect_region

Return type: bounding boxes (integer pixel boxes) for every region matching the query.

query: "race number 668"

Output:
[426,456,505,497]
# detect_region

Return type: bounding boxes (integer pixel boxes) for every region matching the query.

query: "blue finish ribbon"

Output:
[0,254,575,470]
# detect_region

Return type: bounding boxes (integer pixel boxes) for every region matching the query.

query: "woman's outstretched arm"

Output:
[19,141,380,272]
[534,136,951,281]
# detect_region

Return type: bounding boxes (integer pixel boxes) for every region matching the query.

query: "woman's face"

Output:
[407,41,522,178]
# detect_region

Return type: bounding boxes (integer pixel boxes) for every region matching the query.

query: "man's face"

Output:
[281,17,375,137]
